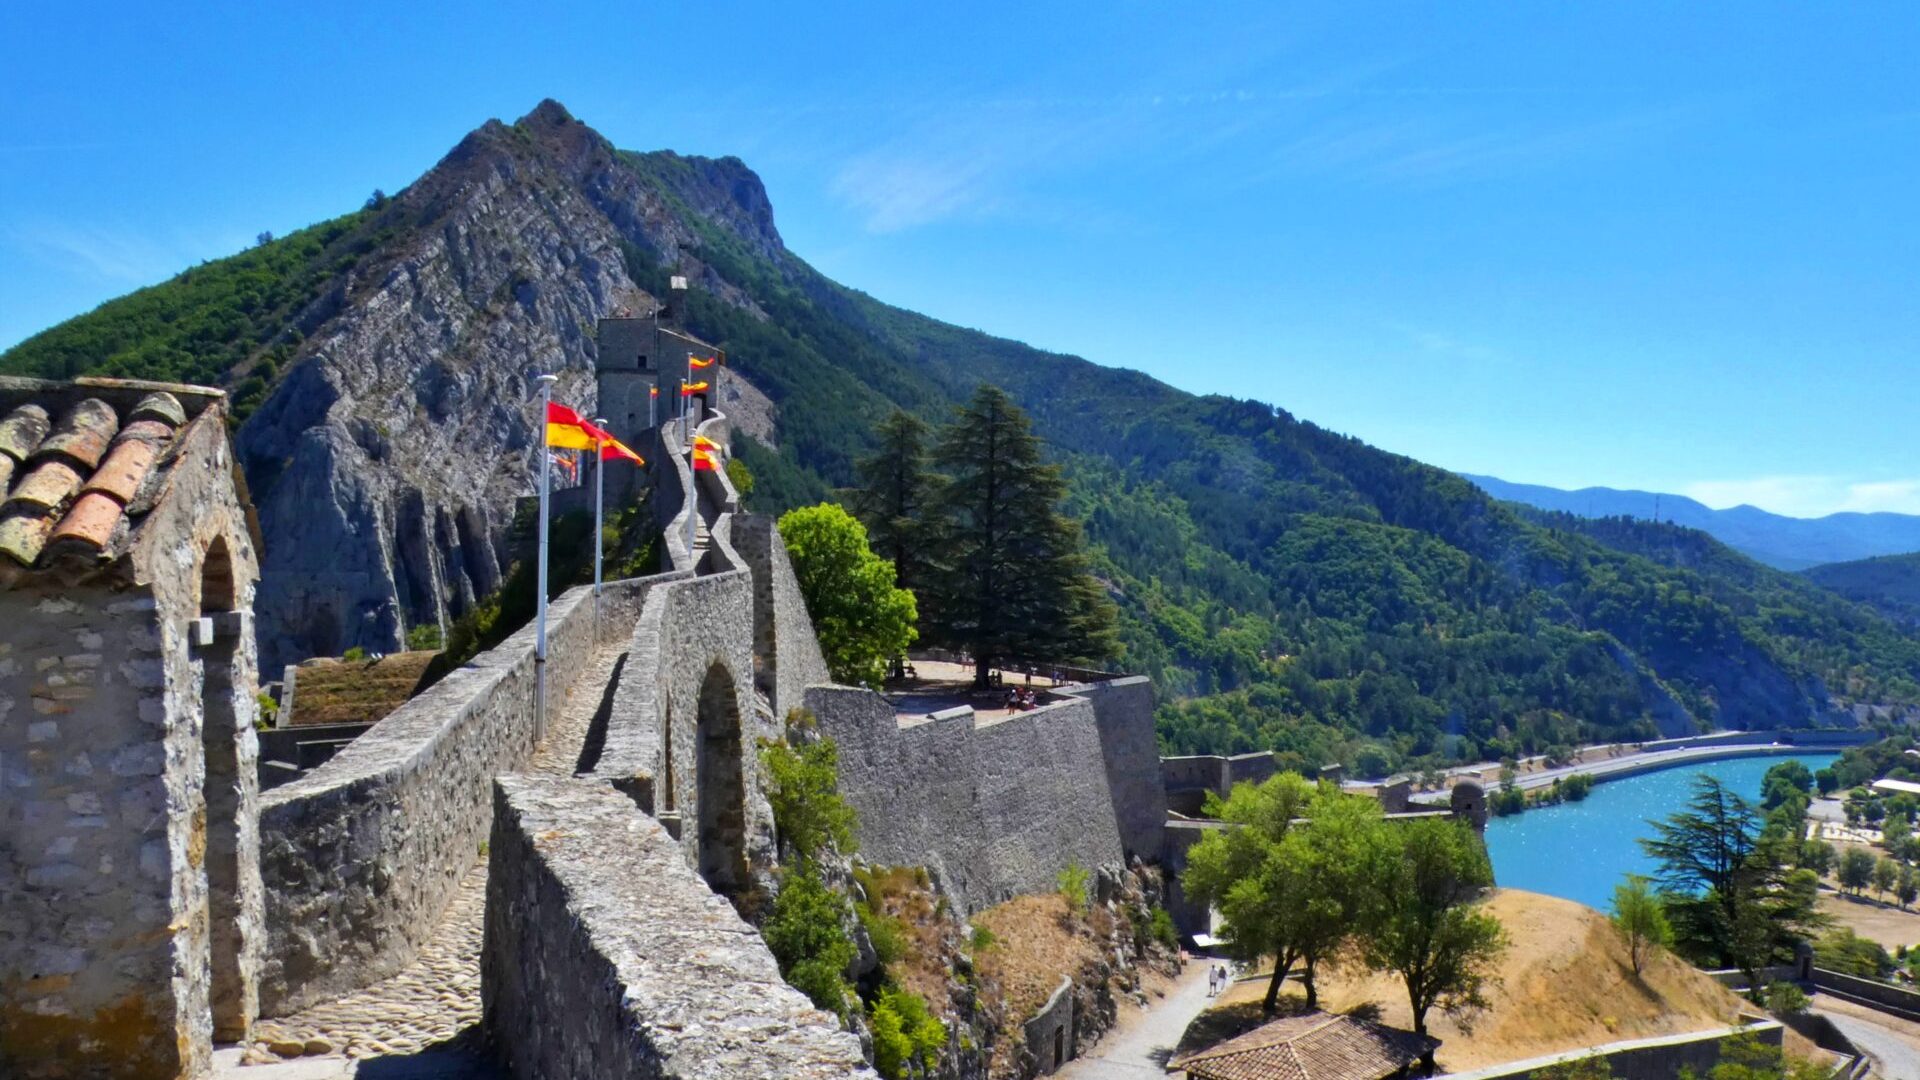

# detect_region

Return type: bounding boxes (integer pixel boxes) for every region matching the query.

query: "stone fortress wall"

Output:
[807,674,1166,914]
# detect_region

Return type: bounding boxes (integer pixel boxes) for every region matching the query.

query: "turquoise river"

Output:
[1483,752,1840,912]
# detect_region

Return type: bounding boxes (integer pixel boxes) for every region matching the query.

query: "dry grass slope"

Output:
[1207,889,1817,1072]
[288,651,438,726]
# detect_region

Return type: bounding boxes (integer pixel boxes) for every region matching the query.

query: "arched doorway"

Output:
[195,537,253,1041]
[694,662,748,898]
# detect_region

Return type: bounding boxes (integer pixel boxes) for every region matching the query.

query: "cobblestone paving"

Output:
[235,644,627,1074]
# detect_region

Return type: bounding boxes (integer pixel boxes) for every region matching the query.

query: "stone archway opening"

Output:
[694,661,748,899]
[195,536,252,1041]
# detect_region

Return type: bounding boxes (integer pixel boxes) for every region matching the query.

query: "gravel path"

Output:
[1057,964,1212,1079]
[229,644,627,1076]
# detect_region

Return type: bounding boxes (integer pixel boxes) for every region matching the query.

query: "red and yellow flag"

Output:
[690,355,718,369]
[680,381,710,395]
[692,435,721,452]
[649,385,659,398]
[600,437,645,465]
[692,449,720,472]
[545,401,596,450]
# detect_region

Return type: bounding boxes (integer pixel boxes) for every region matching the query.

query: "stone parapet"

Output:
[731,513,830,719]
[255,576,652,1016]
[482,774,874,1080]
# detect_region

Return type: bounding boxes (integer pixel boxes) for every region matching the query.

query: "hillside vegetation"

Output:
[1805,552,1920,627]
[7,101,1920,777]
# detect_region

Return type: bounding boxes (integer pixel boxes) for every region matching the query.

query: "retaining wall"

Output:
[483,775,873,1079]
[1812,967,1920,1021]
[1438,1020,1785,1080]
[255,577,653,1016]
[808,682,1151,912]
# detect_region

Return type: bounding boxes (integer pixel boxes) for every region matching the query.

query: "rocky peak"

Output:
[234,102,790,670]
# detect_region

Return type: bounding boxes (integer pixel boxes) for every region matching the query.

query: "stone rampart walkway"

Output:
[231,642,629,1075]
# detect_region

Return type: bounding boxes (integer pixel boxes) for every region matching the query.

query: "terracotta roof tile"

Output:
[0,405,50,462]
[9,459,84,510]
[83,434,163,505]
[48,491,127,552]
[0,509,57,566]
[37,398,118,470]
[0,385,197,570]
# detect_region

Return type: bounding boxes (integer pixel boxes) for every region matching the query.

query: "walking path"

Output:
[1410,741,1830,806]
[225,642,628,1076]
[1057,964,1212,1079]
[1811,993,1920,1080]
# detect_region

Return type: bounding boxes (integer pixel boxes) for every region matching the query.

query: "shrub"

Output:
[1535,1056,1614,1080]
[870,987,944,1079]
[859,901,907,968]
[1057,862,1091,915]
[725,456,754,500]
[406,623,444,651]
[1814,927,1894,979]
[342,645,367,663]
[762,868,856,1018]
[1149,906,1178,948]
[969,925,997,952]
[1763,980,1809,1017]
[254,691,278,729]
[759,737,857,868]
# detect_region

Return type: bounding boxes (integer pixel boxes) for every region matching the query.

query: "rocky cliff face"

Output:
[238,101,781,669]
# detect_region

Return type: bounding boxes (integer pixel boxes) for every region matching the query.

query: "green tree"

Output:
[1899,865,1918,909]
[760,733,858,869]
[851,410,941,601]
[1838,846,1876,895]
[1362,817,1506,1066]
[1181,772,1319,1014]
[1289,787,1395,1008]
[925,384,1118,687]
[1795,839,1835,876]
[779,503,919,688]
[1875,855,1900,900]
[1814,927,1894,978]
[1639,776,1824,986]
[1609,874,1672,976]
[869,987,945,1080]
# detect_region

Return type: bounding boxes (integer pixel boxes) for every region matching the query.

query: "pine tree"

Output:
[850,409,940,678]
[925,384,1118,688]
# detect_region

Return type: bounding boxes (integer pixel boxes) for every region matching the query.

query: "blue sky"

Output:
[4,3,1916,517]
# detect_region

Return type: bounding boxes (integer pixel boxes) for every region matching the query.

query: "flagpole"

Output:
[534,373,556,742]
[593,417,607,612]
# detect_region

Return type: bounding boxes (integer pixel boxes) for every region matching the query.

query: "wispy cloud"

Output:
[3,218,249,291]
[1683,476,1920,518]
[1269,101,1710,184]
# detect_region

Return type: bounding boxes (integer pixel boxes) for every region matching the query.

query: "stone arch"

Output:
[194,534,255,1040]
[694,660,748,898]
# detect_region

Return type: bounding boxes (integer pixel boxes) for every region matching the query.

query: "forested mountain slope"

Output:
[7,100,1918,775]
[1804,552,1920,628]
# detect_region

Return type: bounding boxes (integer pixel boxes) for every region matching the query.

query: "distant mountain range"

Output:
[1465,475,1920,571]
[1805,553,1920,627]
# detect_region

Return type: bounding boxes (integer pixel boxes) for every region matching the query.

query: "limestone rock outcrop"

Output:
[238,100,783,670]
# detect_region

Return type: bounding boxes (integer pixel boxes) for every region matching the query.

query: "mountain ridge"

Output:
[1466,473,1920,570]
[8,100,1920,773]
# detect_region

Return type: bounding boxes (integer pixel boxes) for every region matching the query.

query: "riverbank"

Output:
[1411,738,1861,807]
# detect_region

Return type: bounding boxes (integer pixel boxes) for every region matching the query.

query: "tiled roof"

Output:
[0,376,220,575]
[1171,1012,1438,1080]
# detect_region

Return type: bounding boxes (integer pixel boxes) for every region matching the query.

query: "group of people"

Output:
[1002,686,1045,711]
[1206,963,1234,997]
